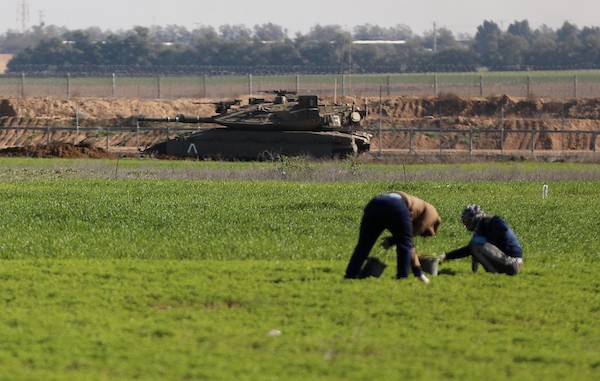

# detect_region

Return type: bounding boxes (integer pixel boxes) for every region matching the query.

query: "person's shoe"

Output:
[418,274,430,284]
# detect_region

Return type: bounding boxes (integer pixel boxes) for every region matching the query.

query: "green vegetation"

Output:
[0,159,598,380]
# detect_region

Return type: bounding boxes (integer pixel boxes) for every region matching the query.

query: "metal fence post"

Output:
[21,72,25,97]
[106,127,110,150]
[378,86,383,156]
[573,75,578,98]
[248,74,252,96]
[296,74,300,94]
[386,75,391,96]
[469,128,473,154]
[157,74,161,99]
[66,73,71,99]
[203,75,207,98]
[136,120,140,150]
[479,75,483,97]
[527,75,531,98]
[433,74,438,96]
[112,73,116,98]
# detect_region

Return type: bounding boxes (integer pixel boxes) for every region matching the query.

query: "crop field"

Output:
[0,158,598,380]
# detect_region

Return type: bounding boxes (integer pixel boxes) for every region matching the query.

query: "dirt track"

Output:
[0,95,599,159]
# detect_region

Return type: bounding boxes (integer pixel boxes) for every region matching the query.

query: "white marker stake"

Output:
[542,184,548,199]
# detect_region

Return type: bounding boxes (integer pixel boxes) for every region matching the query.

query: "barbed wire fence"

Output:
[2,72,600,99]
[0,125,597,158]
[1,72,599,159]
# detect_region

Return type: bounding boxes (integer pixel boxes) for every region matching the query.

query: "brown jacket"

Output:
[397,192,441,237]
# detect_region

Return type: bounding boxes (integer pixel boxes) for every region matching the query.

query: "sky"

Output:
[3,0,600,37]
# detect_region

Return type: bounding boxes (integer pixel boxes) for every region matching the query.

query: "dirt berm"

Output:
[0,94,598,160]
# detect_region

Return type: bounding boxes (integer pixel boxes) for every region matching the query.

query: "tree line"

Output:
[2,20,600,75]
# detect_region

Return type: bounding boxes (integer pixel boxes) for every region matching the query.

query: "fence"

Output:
[1,126,597,157]
[2,72,600,99]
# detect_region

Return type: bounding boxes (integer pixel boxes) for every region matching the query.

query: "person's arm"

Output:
[441,245,471,260]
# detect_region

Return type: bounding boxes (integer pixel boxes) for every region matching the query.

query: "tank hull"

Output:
[146,128,371,160]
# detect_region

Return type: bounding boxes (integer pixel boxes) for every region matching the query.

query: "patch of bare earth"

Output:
[0,95,598,160]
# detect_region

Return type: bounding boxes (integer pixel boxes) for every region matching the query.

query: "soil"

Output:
[0,94,599,160]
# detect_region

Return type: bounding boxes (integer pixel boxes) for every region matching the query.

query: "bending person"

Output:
[439,204,523,275]
[345,192,441,282]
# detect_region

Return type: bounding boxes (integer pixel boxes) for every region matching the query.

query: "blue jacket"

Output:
[446,215,522,259]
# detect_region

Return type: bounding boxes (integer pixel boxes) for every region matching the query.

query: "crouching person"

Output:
[344,192,441,282]
[439,204,523,275]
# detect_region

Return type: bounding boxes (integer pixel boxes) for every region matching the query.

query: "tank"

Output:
[137,90,371,160]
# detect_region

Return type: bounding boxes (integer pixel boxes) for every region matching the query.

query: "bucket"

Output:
[358,257,387,278]
[419,257,439,276]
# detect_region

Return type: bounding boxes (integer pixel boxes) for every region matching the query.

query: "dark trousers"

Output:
[345,194,413,279]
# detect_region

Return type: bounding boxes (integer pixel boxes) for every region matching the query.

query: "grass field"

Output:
[0,158,598,380]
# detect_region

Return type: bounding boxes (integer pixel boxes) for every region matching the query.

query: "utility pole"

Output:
[17,0,30,33]
[433,22,437,53]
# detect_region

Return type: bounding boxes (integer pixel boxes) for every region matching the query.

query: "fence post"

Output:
[334,78,337,102]
[531,128,535,153]
[136,120,140,150]
[47,125,51,144]
[21,72,25,97]
[526,75,531,98]
[296,74,300,94]
[479,75,483,97]
[500,103,504,152]
[248,74,252,96]
[409,128,413,153]
[386,75,391,96]
[106,127,110,150]
[433,74,438,96]
[66,73,71,99]
[378,86,383,156]
[203,75,207,98]
[573,75,578,98]
[469,128,473,154]
[112,73,116,98]
[342,74,346,97]
[157,74,161,99]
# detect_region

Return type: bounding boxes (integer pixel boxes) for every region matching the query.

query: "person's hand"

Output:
[380,236,395,250]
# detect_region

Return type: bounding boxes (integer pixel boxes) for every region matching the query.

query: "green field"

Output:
[0,158,598,380]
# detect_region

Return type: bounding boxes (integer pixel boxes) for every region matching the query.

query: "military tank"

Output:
[137,90,371,160]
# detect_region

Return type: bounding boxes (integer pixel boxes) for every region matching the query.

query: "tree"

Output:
[556,22,583,66]
[579,27,600,65]
[253,23,288,42]
[473,20,503,69]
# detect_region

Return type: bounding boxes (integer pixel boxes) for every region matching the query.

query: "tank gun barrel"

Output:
[258,89,297,96]
[137,114,215,124]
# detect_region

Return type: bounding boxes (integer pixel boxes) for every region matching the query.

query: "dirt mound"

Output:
[0,95,598,159]
[0,142,119,159]
[0,97,215,128]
